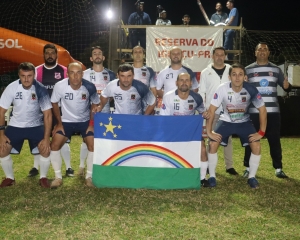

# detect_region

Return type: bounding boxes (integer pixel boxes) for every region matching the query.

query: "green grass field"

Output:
[0,136,299,239]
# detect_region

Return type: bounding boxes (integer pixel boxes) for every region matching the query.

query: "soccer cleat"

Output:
[208,177,217,187]
[28,167,39,177]
[85,177,95,188]
[50,178,63,189]
[66,168,75,177]
[247,177,259,189]
[226,168,238,175]
[39,177,50,188]
[201,179,210,188]
[0,178,15,187]
[275,170,288,178]
[242,170,249,178]
[78,167,85,177]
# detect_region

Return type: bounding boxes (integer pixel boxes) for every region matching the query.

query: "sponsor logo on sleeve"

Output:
[213,93,218,99]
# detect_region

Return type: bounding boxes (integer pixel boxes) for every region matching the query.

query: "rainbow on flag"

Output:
[93,113,203,189]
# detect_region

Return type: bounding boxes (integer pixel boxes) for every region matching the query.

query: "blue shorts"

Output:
[213,120,257,147]
[56,121,93,139]
[5,126,44,154]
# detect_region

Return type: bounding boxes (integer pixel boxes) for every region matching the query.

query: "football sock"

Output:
[33,154,40,169]
[0,155,14,180]
[200,161,208,180]
[86,151,94,179]
[50,150,62,179]
[61,143,71,169]
[208,153,218,178]
[79,142,88,168]
[39,156,50,179]
[249,153,261,179]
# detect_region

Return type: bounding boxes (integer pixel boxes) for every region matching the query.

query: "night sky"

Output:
[95,0,300,31]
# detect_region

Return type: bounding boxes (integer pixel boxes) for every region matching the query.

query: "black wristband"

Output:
[0,125,6,130]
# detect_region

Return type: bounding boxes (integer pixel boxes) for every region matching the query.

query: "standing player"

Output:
[156,47,198,98]
[78,46,116,176]
[132,45,156,96]
[199,46,237,175]
[50,62,100,188]
[0,62,52,188]
[243,42,292,178]
[29,43,73,178]
[96,64,156,115]
[160,73,210,187]
[206,63,267,189]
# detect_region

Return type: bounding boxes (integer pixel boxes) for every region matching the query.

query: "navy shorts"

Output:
[56,121,93,139]
[213,120,257,147]
[5,126,44,154]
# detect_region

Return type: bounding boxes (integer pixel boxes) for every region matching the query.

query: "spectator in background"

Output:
[224,0,239,60]
[210,2,228,26]
[128,2,151,49]
[182,14,190,26]
[156,10,171,26]
[29,44,73,178]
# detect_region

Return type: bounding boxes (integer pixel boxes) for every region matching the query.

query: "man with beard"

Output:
[156,47,199,98]
[128,2,151,49]
[243,42,292,179]
[210,2,228,26]
[28,44,73,178]
[182,14,190,26]
[156,10,171,26]
[78,46,116,176]
[159,73,210,187]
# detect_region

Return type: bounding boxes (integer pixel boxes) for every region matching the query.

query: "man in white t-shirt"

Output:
[156,47,198,98]
[97,64,156,115]
[160,73,210,187]
[0,62,52,188]
[206,63,267,189]
[50,62,100,188]
[199,46,236,175]
[78,46,116,176]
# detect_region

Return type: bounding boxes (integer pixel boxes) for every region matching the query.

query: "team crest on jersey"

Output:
[213,93,218,99]
[103,72,108,81]
[254,72,259,77]
[31,93,36,100]
[256,93,262,100]
[131,94,136,100]
[189,104,193,110]
[82,93,87,100]
[161,104,166,110]
[142,72,146,77]
[54,72,61,79]
[242,97,246,102]
[269,71,273,77]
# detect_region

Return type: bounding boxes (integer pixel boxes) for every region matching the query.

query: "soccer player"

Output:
[132,45,156,96]
[156,47,198,98]
[160,73,210,187]
[96,64,156,115]
[199,46,237,175]
[29,43,73,178]
[50,62,100,188]
[78,46,116,176]
[206,63,267,189]
[243,42,292,178]
[0,62,52,188]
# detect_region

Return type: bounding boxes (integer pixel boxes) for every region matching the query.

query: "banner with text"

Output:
[146,27,223,72]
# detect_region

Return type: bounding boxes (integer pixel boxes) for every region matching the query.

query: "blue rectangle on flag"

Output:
[94,113,203,142]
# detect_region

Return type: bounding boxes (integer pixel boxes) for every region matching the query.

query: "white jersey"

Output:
[83,67,116,113]
[160,89,205,116]
[211,82,265,123]
[199,63,231,114]
[156,65,198,95]
[0,80,52,127]
[133,65,156,88]
[51,78,100,122]
[101,79,156,115]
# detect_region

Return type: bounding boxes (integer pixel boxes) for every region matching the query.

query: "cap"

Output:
[161,10,167,14]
